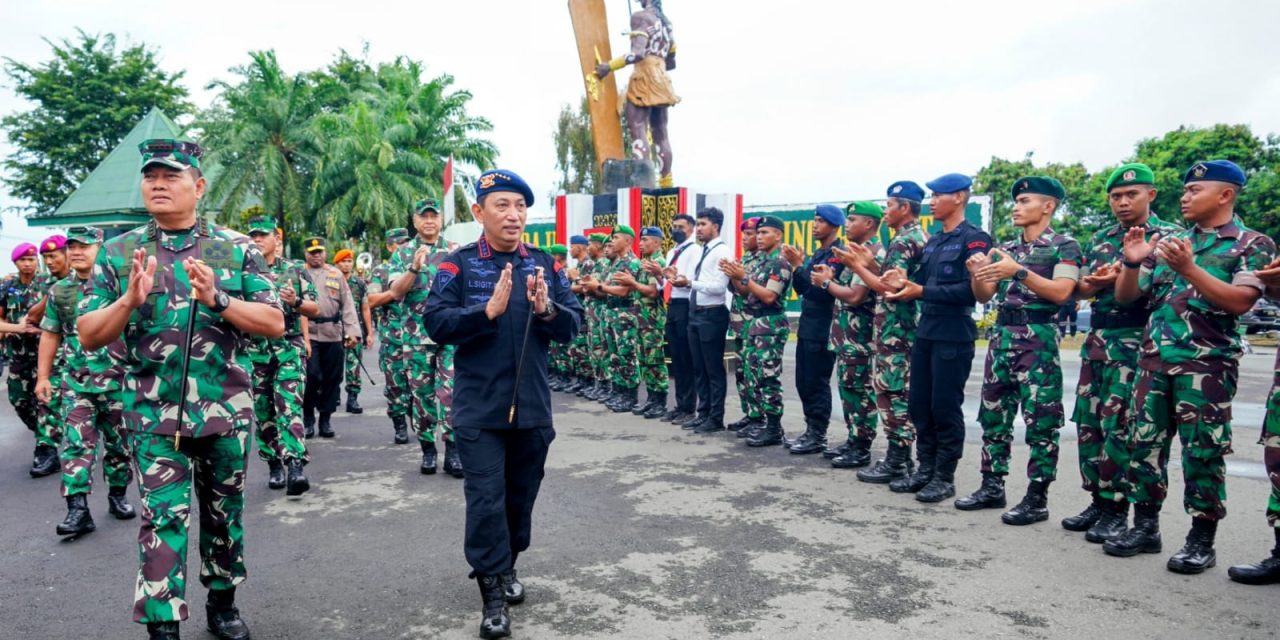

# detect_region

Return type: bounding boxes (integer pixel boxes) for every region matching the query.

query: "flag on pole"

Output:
[443,156,456,226]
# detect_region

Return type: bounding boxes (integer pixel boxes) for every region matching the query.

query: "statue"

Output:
[595,0,679,188]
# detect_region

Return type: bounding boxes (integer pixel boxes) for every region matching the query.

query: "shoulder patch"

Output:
[967,241,988,250]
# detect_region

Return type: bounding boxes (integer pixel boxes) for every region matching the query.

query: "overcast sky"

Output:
[3,0,1279,258]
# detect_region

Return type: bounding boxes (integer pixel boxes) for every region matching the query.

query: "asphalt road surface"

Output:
[2,344,1276,639]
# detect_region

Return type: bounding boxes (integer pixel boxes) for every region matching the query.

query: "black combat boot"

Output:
[955,473,1006,511]
[602,383,623,408]
[858,443,912,484]
[476,574,512,639]
[564,376,584,393]
[420,441,438,475]
[1228,530,1280,585]
[303,409,316,439]
[891,459,934,494]
[823,438,853,459]
[318,412,335,438]
[916,461,956,503]
[1085,501,1129,544]
[831,438,873,469]
[727,416,753,432]
[345,393,363,414]
[107,486,136,519]
[285,459,310,496]
[584,380,604,400]
[502,569,526,605]
[56,494,95,536]
[205,587,250,640]
[392,415,409,445]
[611,387,639,413]
[693,416,725,434]
[30,444,58,477]
[631,392,654,416]
[746,415,785,447]
[1062,493,1104,531]
[443,440,464,478]
[643,393,667,419]
[1002,481,1050,526]
[1104,502,1162,557]
[548,374,565,392]
[266,460,286,490]
[681,414,707,431]
[788,424,828,455]
[737,418,765,439]
[146,622,180,640]
[1166,518,1218,575]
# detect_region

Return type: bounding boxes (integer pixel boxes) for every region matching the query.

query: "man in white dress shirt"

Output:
[666,208,732,433]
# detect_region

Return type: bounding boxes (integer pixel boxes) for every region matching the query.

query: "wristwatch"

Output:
[739,277,750,288]
[211,290,231,313]
[1013,268,1029,282]
[535,305,555,319]
[820,279,831,290]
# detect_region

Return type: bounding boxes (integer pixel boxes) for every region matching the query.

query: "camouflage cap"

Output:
[414,199,440,215]
[385,228,410,243]
[66,226,104,245]
[246,216,277,235]
[303,237,327,253]
[138,138,203,172]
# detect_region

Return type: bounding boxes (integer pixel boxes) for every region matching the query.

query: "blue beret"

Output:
[569,234,589,246]
[641,226,664,239]
[926,173,973,194]
[1184,160,1246,187]
[886,180,925,202]
[476,169,535,207]
[815,204,844,227]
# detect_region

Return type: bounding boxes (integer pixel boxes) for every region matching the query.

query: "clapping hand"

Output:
[1122,228,1160,265]
[1155,237,1194,274]
[485,264,514,320]
[975,248,1021,284]
[720,259,746,281]
[527,266,550,314]
[123,248,158,310]
[1081,262,1120,289]
[811,263,834,286]
[780,244,805,268]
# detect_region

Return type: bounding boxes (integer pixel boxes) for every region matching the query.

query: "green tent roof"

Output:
[29,107,183,228]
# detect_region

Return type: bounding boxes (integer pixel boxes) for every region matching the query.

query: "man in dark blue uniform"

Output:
[424,169,582,640]
[882,173,991,503]
[780,204,846,454]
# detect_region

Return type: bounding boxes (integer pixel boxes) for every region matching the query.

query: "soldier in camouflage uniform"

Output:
[247,217,318,495]
[368,228,411,443]
[633,227,669,418]
[839,182,929,485]
[726,218,760,431]
[961,177,1082,526]
[336,248,372,414]
[77,139,284,639]
[2,242,55,476]
[812,202,882,469]
[34,235,72,472]
[1107,160,1276,575]
[1228,260,1280,584]
[596,225,645,413]
[39,226,136,537]
[570,235,602,397]
[561,235,592,393]
[386,199,462,477]
[1063,164,1180,542]
[721,216,792,446]
[580,238,616,403]
[546,244,573,388]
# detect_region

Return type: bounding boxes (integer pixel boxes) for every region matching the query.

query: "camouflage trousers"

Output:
[588,306,611,381]
[252,345,309,464]
[60,389,131,497]
[344,342,363,395]
[1072,358,1138,502]
[639,313,668,394]
[6,352,39,434]
[873,348,914,447]
[379,340,409,419]
[405,344,454,445]
[733,335,750,416]
[837,355,878,442]
[742,329,788,418]
[1264,368,1280,527]
[977,347,1065,483]
[568,315,591,378]
[37,369,66,449]
[1127,367,1237,521]
[130,429,248,624]
[609,309,640,389]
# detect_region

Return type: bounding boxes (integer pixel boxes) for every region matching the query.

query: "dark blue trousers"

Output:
[908,337,976,475]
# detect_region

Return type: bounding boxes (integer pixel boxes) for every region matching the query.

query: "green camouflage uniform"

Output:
[637,251,668,394]
[1262,349,1280,528]
[1072,215,1179,502]
[977,228,1082,483]
[36,272,71,449]
[589,257,615,383]
[1,272,47,436]
[608,252,644,391]
[82,218,281,624]
[369,262,409,420]
[873,220,927,447]
[569,258,594,379]
[43,271,132,497]
[730,250,759,417]
[1127,218,1275,520]
[741,248,792,418]
[250,256,316,465]
[830,242,880,443]
[344,273,368,396]
[389,238,455,445]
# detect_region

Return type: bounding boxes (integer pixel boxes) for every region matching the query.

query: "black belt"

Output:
[312,315,340,324]
[996,308,1057,326]
[695,304,724,313]
[1091,309,1150,329]
[669,298,690,305]
[921,303,971,317]
[749,309,784,318]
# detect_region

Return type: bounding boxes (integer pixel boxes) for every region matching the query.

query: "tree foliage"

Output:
[554,97,600,194]
[2,30,191,213]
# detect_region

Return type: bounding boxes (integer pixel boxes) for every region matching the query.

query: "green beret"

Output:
[66,226,104,245]
[845,201,883,221]
[384,228,410,242]
[1105,163,1155,192]
[612,225,636,238]
[1011,176,1066,201]
[589,233,609,244]
[548,244,568,256]
[246,216,276,235]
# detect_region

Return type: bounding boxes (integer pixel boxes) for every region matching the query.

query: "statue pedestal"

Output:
[602,159,657,192]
